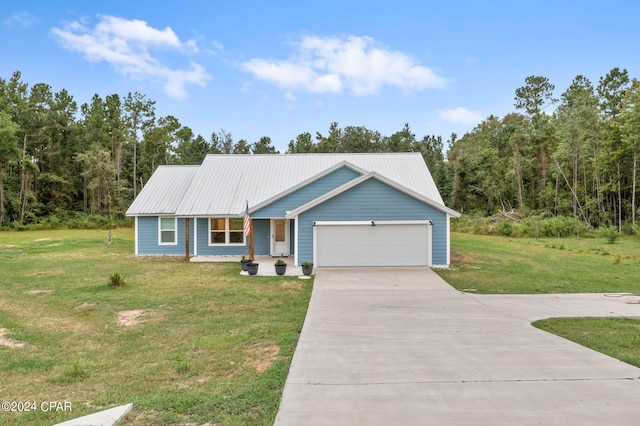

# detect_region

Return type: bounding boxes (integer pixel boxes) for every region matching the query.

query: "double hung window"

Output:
[210,218,245,245]
[159,217,177,245]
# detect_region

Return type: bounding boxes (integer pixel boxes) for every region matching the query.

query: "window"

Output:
[211,218,226,244]
[159,217,177,245]
[229,218,244,243]
[210,218,245,245]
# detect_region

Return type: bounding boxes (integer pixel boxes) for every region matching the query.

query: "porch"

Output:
[190,255,313,277]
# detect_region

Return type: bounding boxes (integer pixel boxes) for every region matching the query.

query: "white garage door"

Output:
[315,221,431,267]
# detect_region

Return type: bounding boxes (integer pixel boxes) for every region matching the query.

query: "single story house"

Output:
[125,153,460,267]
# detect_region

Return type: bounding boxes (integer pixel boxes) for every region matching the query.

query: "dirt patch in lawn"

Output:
[27,289,54,295]
[117,310,144,327]
[281,280,303,292]
[245,344,280,372]
[0,328,25,348]
[0,244,17,249]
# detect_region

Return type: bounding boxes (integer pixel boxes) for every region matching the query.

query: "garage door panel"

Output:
[316,223,430,267]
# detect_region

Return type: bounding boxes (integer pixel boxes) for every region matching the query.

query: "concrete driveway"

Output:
[275,267,640,425]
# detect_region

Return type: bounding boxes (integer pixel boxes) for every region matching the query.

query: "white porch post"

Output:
[294,215,299,266]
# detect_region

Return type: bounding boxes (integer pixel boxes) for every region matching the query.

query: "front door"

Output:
[271,219,290,256]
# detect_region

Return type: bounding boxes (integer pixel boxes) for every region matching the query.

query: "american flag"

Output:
[243,201,251,236]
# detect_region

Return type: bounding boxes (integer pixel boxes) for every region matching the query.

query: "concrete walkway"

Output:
[54,404,132,426]
[275,268,640,425]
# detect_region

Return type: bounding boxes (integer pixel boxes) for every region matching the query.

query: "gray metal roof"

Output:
[128,153,451,216]
[126,165,198,215]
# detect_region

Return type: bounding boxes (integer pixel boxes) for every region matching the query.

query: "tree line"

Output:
[0,71,446,227]
[1,68,639,230]
[448,68,640,231]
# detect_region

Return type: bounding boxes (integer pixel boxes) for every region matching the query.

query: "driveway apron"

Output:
[275,267,640,425]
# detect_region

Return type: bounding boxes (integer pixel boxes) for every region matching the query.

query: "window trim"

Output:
[158,216,178,246]
[208,217,246,246]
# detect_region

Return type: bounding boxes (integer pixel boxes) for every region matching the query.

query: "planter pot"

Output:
[240,259,250,271]
[275,263,287,276]
[302,264,313,276]
[246,262,259,276]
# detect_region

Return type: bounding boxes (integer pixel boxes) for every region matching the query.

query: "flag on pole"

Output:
[243,201,251,236]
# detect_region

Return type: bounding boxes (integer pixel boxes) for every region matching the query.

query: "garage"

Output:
[314,221,432,267]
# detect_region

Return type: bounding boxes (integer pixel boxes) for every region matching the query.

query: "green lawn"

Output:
[437,232,640,294]
[0,229,312,426]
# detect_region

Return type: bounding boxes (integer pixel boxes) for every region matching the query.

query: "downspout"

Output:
[446,213,451,266]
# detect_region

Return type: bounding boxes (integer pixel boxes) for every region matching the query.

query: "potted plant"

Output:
[274,258,287,275]
[246,262,259,276]
[240,256,251,271]
[302,262,313,276]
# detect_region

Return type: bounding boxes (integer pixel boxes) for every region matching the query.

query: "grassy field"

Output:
[437,232,640,294]
[0,229,312,425]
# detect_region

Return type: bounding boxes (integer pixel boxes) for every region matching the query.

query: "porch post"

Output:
[249,218,255,261]
[185,218,190,262]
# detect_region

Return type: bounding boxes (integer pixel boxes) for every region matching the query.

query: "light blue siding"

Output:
[252,166,361,218]
[136,176,448,263]
[253,219,270,255]
[244,219,294,256]
[297,178,448,265]
[193,218,270,256]
[137,216,194,256]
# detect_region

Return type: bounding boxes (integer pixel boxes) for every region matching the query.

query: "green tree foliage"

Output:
[124,92,155,199]
[286,132,315,153]
[232,139,251,154]
[252,136,278,154]
[76,145,117,215]
[2,67,640,229]
[514,75,557,116]
[0,111,20,226]
[446,68,640,229]
[174,128,211,164]
[554,75,599,220]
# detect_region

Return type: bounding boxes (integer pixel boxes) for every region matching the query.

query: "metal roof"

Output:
[125,165,198,215]
[128,153,452,216]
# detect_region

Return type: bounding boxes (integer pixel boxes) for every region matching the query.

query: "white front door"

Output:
[271,219,290,256]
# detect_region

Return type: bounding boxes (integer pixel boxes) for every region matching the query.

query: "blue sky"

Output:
[2,1,639,152]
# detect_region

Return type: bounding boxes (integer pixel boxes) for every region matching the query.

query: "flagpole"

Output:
[244,201,254,261]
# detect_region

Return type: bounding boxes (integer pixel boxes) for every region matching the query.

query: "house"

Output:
[125,153,460,267]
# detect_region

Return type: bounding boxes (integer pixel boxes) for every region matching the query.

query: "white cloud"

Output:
[211,40,224,52]
[242,35,447,97]
[51,15,211,100]
[4,11,38,28]
[439,107,482,125]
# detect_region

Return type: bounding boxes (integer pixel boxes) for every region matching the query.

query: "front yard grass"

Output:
[0,228,312,425]
[437,232,640,294]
